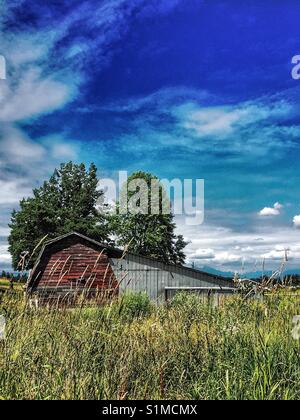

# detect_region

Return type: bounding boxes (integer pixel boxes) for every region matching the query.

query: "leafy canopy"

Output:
[9,165,187,270]
[110,171,187,265]
[8,162,109,270]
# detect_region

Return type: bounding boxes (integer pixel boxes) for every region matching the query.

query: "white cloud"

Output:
[175,216,300,271]
[48,141,78,160]
[274,202,283,210]
[213,251,243,264]
[181,106,245,137]
[0,226,10,237]
[0,13,80,217]
[0,127,79,255]
[259,208,279,216]
[110,89,300,164]
[0,0,186,268]
[0,126,45,164]
[0,24,79,220]
[175,101,292,139]
[0,244,11,265]
[189,247,243,265]
[241,246,254,252]
[0,179,32,205]
[191,248,215,260]
[261,247,290,261]
[0,126,78,173]
[0,67,74,123]
[1,32,54,67]
[293,215,300,228]
[259,202,283,217]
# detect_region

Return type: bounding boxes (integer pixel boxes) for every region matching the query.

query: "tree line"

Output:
[8,162,187,271]
[1,271,27,282]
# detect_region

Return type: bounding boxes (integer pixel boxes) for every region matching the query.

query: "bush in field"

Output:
[169,291,217,325]
[117,292,152,321]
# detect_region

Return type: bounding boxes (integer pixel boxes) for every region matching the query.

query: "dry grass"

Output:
[0,290,300,400]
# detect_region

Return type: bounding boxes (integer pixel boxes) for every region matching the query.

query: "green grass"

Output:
[0,291,300,400]
[0,278,24,292]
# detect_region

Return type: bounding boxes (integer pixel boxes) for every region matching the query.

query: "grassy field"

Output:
[0,278,24,292]
[0,290,300,400]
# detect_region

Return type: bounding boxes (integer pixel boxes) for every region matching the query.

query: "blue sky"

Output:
[1,0,300,272]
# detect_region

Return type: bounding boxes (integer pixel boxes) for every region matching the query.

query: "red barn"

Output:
[27,232,121,304]
[27,232,234,305]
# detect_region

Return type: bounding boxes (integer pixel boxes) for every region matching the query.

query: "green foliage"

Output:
[170,291,201,308]
[8,166,187,270]
[116,292,152,321]
[8,162,110,270]
[1,271,26,282]
[0,291,300,400]
[110,171,187,265]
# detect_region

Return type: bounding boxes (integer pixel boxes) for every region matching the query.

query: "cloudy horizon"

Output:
[1,0,300,273]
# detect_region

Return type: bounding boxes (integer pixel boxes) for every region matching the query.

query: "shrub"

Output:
[117,292,152,321]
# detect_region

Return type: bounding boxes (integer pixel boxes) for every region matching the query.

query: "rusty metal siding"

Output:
[29,236,118,296]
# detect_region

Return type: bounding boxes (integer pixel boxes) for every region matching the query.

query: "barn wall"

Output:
[111,254,234,302]
[30,238,118,295]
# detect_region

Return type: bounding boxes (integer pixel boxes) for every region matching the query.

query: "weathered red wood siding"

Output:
[30,236,118,295]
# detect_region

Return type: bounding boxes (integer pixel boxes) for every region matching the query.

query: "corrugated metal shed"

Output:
[111,252,234,302]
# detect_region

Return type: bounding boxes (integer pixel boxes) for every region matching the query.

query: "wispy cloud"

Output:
[101,87,300,162]
[174,101,292,138]
[0,68,74,122]
[0,0,186,268]
[1,0,300,272]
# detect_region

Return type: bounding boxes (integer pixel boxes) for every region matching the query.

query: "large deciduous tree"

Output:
[8,162,110,270]
[110,171,187,265]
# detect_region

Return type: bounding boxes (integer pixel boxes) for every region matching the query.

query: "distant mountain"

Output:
[198,265,234,278]
[193,265,300,280]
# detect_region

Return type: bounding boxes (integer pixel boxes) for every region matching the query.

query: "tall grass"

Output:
[0,291,300,400]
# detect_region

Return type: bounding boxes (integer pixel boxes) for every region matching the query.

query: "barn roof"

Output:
[27,232,232,288]
[42,231,115,252]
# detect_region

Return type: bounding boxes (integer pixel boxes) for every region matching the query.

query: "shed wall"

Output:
[111,254,233,302]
